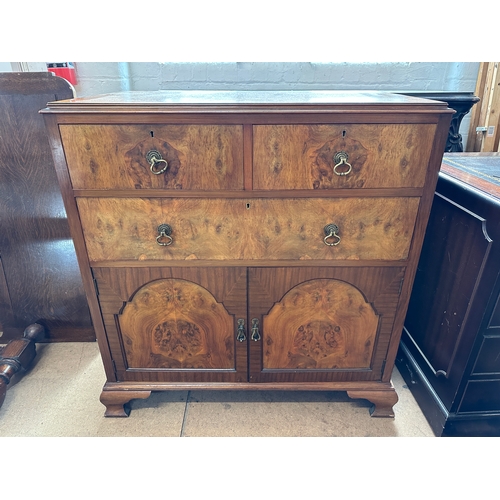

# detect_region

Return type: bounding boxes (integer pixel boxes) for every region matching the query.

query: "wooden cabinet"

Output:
[42,91,452,417]
[397,153,500,436]
[0,72,94,342]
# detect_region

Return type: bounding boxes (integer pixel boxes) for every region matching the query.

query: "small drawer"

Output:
[459,379,500,413]
[253,124,436,190]
[472,336,500,375]
[60,124,244,190]
[77,196,419,263]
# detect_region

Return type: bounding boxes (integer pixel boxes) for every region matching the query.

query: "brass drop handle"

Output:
[333,151,352,176]
[324,224,341,246]
[251,318,261,341]
[146,149,169,175]
[156,224,173,246]
[236,319,246,342]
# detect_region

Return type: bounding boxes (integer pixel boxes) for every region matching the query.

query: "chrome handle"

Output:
[251,318,261,341]
[146,149,169,175]
[324,224,341,246]
[236,319,246,342]
[333,151,352,176]
[156,224,173,246]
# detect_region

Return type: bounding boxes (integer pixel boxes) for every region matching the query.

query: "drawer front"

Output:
[459,379,500,413]
[253,124,436,190]
[472,336,500,375]
[77,197,419,262]
[60,124,244,190]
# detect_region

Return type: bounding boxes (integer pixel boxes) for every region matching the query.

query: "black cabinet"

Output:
[397,153,500,436]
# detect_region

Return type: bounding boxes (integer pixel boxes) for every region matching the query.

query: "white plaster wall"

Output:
[71,62,480,148]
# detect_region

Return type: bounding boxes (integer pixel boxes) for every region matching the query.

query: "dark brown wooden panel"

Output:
[472,337,500,375]
[404,193,491,378]
[0,73,94,342]
[459,380,500,413]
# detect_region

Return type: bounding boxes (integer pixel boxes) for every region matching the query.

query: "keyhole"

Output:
[150,130,154,137]
[342,130,346,138]
[246,203,251,209]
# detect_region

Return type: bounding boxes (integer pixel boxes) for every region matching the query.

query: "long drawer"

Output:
[76,197,420,262]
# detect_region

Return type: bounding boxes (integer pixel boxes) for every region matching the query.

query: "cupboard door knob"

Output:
[333,151,352,176]
[146,149,169,175]
[156,224,173,246]
[251,318,261,341]
[324,224,341,246]
[236,319,246,342]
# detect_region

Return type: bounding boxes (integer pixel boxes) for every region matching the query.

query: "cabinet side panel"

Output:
[0,90,94,342]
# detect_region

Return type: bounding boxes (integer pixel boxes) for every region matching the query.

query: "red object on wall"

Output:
[47,62,77,85]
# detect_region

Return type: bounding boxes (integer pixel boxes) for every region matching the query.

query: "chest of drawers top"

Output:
[42,90,452,192]
[41,89,450,111]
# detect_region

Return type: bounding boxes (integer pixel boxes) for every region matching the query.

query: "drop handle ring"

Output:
[324,224,341,246]
[333,151,352,176]
[146,149,169,175]
[236,319,246,342]
[156,224,173,246]
[251,318,261,341]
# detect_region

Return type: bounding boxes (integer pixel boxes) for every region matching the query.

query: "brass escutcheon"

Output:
[156,224,173,246]
[324,223,341,246]
[333,151,352,176]
[146,149,169,175]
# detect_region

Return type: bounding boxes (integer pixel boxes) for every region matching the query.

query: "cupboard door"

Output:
[93,267,248,383]
[248,267,405,383]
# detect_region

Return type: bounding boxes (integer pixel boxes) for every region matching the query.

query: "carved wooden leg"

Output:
[347,387,399,418]
[0,323,45,409]
[100,389,152,417]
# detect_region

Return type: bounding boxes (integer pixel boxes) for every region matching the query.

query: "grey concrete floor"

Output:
[0,341,435,437]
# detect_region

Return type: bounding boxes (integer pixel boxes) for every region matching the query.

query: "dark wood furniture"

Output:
[397,92,480,152]
[0,72,94,342]
[0,323,45,409]
[397,152,500,436]
[42,90,451,417]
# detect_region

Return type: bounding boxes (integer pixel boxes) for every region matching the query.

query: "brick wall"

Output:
[71,62,480,148]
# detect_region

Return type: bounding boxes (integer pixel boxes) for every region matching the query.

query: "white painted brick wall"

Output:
[72,62,480,148]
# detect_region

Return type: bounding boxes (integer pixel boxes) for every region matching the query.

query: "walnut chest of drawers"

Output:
[42,91,452,417]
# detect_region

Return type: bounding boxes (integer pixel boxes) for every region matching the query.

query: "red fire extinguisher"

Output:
[47,62,78,85]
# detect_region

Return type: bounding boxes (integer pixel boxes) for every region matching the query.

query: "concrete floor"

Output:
[0,341,435,437]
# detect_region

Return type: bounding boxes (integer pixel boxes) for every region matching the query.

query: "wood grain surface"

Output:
[93,267,248,382]
[248,266,405,383]
[120,278,234,369]
[60,124,244,190]
[77,197,419,262]
[263,279,378,369]
[40,90,452,416]
[0,73,94,341]
[253,124,436,189]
